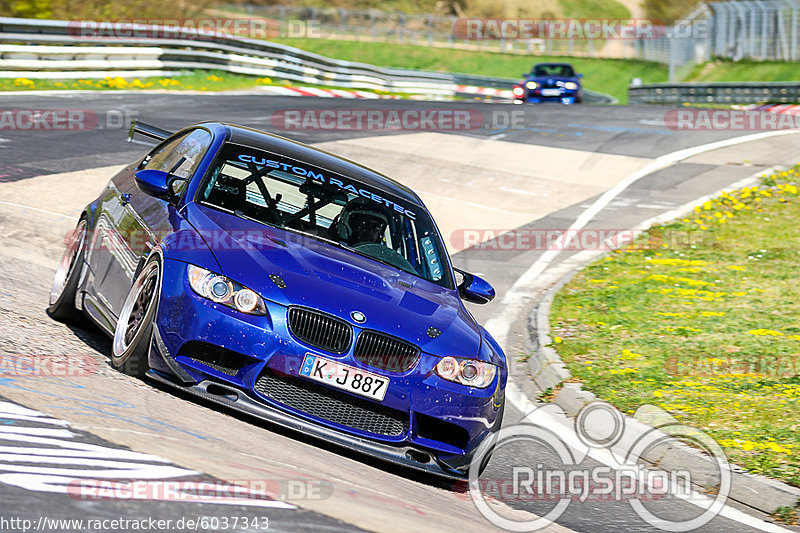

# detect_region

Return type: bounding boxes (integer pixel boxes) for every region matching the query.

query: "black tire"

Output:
[111,255,161,377]
[47,218,88,323]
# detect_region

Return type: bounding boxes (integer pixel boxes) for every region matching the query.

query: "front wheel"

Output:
[48,218,87,323]
[111,256,161,377]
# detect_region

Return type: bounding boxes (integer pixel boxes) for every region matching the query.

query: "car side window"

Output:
[144,129,213,179]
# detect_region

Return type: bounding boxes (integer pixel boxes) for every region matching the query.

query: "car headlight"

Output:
[187,264,267,315]
[512,86,524,96]
[525,81,537,90]
[564,82,578,90]
[435,356,497,388]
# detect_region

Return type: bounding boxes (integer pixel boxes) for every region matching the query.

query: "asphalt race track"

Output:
[1,92,798,533]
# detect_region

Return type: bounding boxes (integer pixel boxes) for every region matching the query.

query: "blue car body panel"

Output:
[514,62,583,104]
[71,122,507,479]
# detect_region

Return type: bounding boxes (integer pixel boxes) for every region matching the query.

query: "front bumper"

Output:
[149,259,505,478]
[514,89,581,104]
[147,369,502,479]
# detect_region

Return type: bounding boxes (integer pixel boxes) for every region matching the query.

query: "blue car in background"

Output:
[48,121,506,479]
[512,62,583,104]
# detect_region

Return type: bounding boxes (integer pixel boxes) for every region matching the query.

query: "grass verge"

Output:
[550,168,800,487]
[0,47,664,104]
[686,59,800,83]
[274,38,668,104]
[3,41,799,104]
[0,71,405,96]
[0,71,276,92]
[222,0,630,18]
[772,505,799,525]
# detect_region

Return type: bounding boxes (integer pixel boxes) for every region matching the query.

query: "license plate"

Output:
[541,88,561,96]
[299,354,388,401]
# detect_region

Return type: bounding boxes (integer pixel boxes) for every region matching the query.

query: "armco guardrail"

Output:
[629,82,800,105]
[0,17,497,96]
[0,17,615,104]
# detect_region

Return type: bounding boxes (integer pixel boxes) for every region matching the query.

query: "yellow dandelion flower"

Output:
[747,329,783,336]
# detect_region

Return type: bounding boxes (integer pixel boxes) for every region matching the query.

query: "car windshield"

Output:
[198,142,452,288]
[532,64,576,77]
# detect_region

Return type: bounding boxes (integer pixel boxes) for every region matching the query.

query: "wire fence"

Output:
[233,5,651,58]
[236,1,800,81]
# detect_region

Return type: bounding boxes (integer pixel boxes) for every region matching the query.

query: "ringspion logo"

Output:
[468,402,730,531]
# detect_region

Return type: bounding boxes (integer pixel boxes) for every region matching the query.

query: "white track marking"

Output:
[0,402,297,509]
[0,426,75,438]
[486,129,800,346]
[0,401,69,421]
[0,200,72,218]
[0,413,70,425]
[489,130,800,532]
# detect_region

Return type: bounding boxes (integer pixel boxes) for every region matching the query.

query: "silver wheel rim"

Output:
[112,261,159,358]
[50,220,86,305]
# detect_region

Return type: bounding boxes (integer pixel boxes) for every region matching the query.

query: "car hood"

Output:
[183,203,483,357]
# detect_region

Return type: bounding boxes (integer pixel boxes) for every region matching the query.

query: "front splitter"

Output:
[145,369,469,481]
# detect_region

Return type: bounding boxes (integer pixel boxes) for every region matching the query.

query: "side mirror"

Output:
[577,73,584,78]
[134,169,186,202]
[454,268,495,304]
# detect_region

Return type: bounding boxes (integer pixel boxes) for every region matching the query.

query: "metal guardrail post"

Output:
[668,32,675,83]
[427,15,433,47]
[792,1,799,61]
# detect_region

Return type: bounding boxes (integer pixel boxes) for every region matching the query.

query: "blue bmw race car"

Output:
[48,121,506,479]
[512,62,583,104]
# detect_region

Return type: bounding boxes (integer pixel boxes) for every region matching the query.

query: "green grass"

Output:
[5,39,800,104]
[3,0,632,19]
[0,71,272,92]
[1,38,671,103]
[0,70,406,96]
[272,39,800,102]
[276,38,668,103]
[772,505,799,525]
[550,168,800,487]
[686,59,800,83]
[225,0,629,18]
[560,0,630,18]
